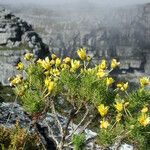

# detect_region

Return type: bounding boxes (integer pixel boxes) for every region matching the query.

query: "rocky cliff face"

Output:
[0,50,24,85]
[0,7,50,85]
[11,3,150,78]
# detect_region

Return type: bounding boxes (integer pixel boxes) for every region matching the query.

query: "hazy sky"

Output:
[1,0,150,6]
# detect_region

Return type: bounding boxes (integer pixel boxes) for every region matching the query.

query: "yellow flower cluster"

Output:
[138,105,149,127]
[70,60,80,72]
[55,58,61,67]
[63,57,71,64]
[37,57,51,70]
[141,105,148,113]
[24,53,34,61]
[77,47,87,60]
[95,58,131,129]
[113,94,130,122]
[96,60,107,78]
[99,59,107,70]
[96,69,106,78]
[114,101,124,112]
[16,62,24,70]
[138,114,150,127]
[111,59,120,69]
[96,58,120,79]
[100,119,110,129]
[116,113,122,122]
[81,68,96,75]
[98,104,109,117]
[106,77,114,86]
[117,82,128,91]
[98,104,110,129]
[51,54,57,60]
[77,47,92,63]
[45,78,56,93]
[10,75,23,86]
[140,77,150,87]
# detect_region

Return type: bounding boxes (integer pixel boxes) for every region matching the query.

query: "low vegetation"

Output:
[0,121,43,150]
[1,48,150,149]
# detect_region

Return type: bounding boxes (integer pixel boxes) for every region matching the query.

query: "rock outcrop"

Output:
[0,7,50,85]
[0,102,98,150]
[0,102,133,150]
[0,50,25,85]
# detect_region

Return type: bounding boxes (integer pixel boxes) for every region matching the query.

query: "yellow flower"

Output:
[71,60,80,71]
[141,106,148,113]
[37,57,51,70]
[45,78,56,93]
[44,70,51,76]
[138,114,150,127]
[37,59,43,64]
[63,57,71,64]
[114,101,124,112]
[55,58,61,67]
[10,75,23,86]
[52,68,60,76]
[48,81,56,93]
[18,89,25,96]
[24,53,34,61]
[99,59,107,70]
[16,62,24,70]
[61,63,70,70]
[117,82,128,91]
[106,77,114,86]
[117,83,122,88]
[116,113,122,122]
[111,59,120,69]
[97,69,106,78]
[98,104,109,117]
[45,77,51,87]
[51,54,57,60]
[87,56,92,61]
[50,60,55,65]
[85,68,95,75]
[140,77,150,87]
[123,82,129,91]
[100,119,110,129]
[77,48,87,60]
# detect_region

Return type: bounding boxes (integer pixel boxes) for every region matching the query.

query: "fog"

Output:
[1,0,150,7]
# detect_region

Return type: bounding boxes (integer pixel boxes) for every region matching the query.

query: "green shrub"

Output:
[73,133,86,150]
[0,122,43,150]
[8,49,150,149]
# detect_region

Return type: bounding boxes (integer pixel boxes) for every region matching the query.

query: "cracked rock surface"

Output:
[0,102,133,150]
